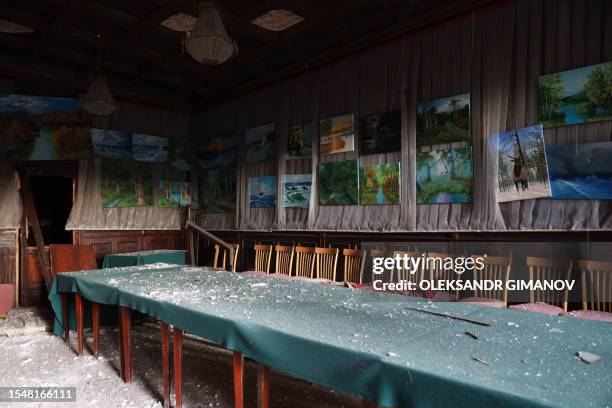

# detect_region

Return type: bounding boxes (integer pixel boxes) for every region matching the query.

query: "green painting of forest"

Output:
[199,167,237,213]
[539,62,612,128]
[359,162,400,205]
[416,94,470,147]
[100,161,153,208]
[318,160,358,205]
[416,147,473,204]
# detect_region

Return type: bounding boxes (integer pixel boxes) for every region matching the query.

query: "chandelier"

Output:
[81,32,119,116]
[185,1,238,65]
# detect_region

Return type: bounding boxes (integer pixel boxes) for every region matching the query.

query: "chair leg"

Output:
[92,302,100,359]
[233,351,244,408]
[257,364,270,408]
[75,294,84,356]
[173,328,183,408]
[61,293,70,343]
[161,323,170,408]
[120,307,132,383]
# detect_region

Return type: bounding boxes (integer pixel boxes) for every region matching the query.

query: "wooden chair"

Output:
[343,248,364,283]
[253,244,273,273]
[570,260,612,322]
[392,251,423,284]
[425,252,459,301]
[275,245,294,276]
[509,257,572,315]
[460,255,511,308]
[315,247,339,281]
[294,246,316,278]
[214,243,240,272]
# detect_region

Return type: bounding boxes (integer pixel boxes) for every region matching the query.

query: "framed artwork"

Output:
[91,128,131,159]
[158,180,190,207]
[249,176,277,208]
[285,122,312,160]
[416,147,473,204]
[359,162,400,205]
[546,141,612,200]
[282,174,312,208]
[246,122,275,164]
[538,62,612,128]
[360,111,401,155]
[170,136,190,171]
[132,133,169,162]
[318,159,358,205]
[416,93,470,147]
[319,113,355,155]
[198,131,237,169]
[100,160,153,208]
[199,167,237,213]
[495,124,551,202]
[0,94,91,161]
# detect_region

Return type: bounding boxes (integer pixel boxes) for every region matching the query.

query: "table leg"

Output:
[233,352,244,408]
[257,364,270,408]
[161,323,170,408]
[173,328,183,408]
[75,294,84,356]
[118,308,124,380]
[120,307,132,383]
[92,303,100,358]
[61,293,69,343]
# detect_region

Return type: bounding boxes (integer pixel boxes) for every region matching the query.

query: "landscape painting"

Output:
[416,93,470,147]
[359,162,400,205]
[170,136,190,171]
[282,174,312,208]
[198,132,237,169]
[360,111,401,155]
[538,62,612,128]
[132,133,169,162]
[158,180,190,208]
[546,142,612,200]
[0,94,91,161]
[318,160,358,205]
[495,124,551,202]
[319,113,355,155]
[91,128,131,159]
[199,167,236,213]
[249,176,277,208]
[285,122,312,160]
[100,160,153,208]
[246,122,275,164]
[416,147,473,204]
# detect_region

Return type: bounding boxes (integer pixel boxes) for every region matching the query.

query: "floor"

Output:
[0,315,364,408]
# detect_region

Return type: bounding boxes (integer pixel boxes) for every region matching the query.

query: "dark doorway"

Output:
[27,175,73,245]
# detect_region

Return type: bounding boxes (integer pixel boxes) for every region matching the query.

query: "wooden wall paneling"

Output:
[21,246,48,306]
[0,229,19,307]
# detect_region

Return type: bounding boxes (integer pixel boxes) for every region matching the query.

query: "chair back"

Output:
[470,255,512,307]
[577,260,612,313]
[526,257,572,311]
[275,245,294,276]
[315,247,339,281]
[215,244,240,272]
[213,244,221,269]
[253,244,273,273]
[294,246,316,278]
[392,251,422,284]
[343,248,363,283]
[50,244,97,277]
[426,252,457,293]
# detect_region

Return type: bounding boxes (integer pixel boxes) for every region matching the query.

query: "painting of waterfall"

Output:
[132,133,169,162]
[282,174,312,208]
[319,113,355,155]
[91,128,131,159]
[246,123,275,164]
[249,176,277,208]
[416,147,473,204]
[359,162,400,205]
[495,124,551,202]
[546,142,612,200]
[416,93,470,147]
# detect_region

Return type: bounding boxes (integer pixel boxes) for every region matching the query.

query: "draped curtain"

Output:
[0,162,20,229]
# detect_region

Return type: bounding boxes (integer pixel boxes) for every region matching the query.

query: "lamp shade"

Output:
[185,1,237,65]
[81,77,118,116]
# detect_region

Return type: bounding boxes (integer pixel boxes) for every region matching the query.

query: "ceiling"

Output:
[0,0,498,112]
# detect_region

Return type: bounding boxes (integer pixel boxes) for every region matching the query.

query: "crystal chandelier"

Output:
[185,1,238,65]
[81,32,118,115]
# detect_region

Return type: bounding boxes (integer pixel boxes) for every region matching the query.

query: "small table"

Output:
[102,250,187,268]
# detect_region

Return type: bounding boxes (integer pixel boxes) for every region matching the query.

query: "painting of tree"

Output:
[359,162,400,205]
[318,160,358,205]
[199,167,237,213]
[416,147,473,204]
[416,94,470,147]
[100,160,153,208]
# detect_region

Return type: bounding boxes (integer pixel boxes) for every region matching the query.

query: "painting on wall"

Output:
[132,133,169,162]
[416,93,470,147]
[282,174,312,208]
[91,128,131,159]
[416,147,473,204]
[285,122,312,160]
[546,141,612,200]
[246,122,275,164]
[0,94,91,161]
[198,132,237,169]
[319,113,355,155]
[360,111,401,155]
[359,162,400,205]
[170,137,190,171]
[318,160,358,205]
[100,160,153,208]
[538,62,612,128]
[249,176,277,208]
[495,124,551,202]
[158,180,190,208]
[199,167,236,213]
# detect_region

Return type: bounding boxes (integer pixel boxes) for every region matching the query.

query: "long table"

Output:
[48,264,612,408]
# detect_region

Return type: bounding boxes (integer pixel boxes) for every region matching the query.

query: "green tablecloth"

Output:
[102,250,187,268]
[48,265,612,408]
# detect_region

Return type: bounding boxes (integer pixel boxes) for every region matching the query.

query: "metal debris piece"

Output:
[577,351,601,364]
[472,356,489,366]
[464,331,478,340]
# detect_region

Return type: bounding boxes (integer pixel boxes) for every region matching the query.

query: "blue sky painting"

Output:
[91,128,131,159]
[132,133,169,162]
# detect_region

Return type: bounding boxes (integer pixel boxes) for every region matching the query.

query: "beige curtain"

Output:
[0,162,20,229]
